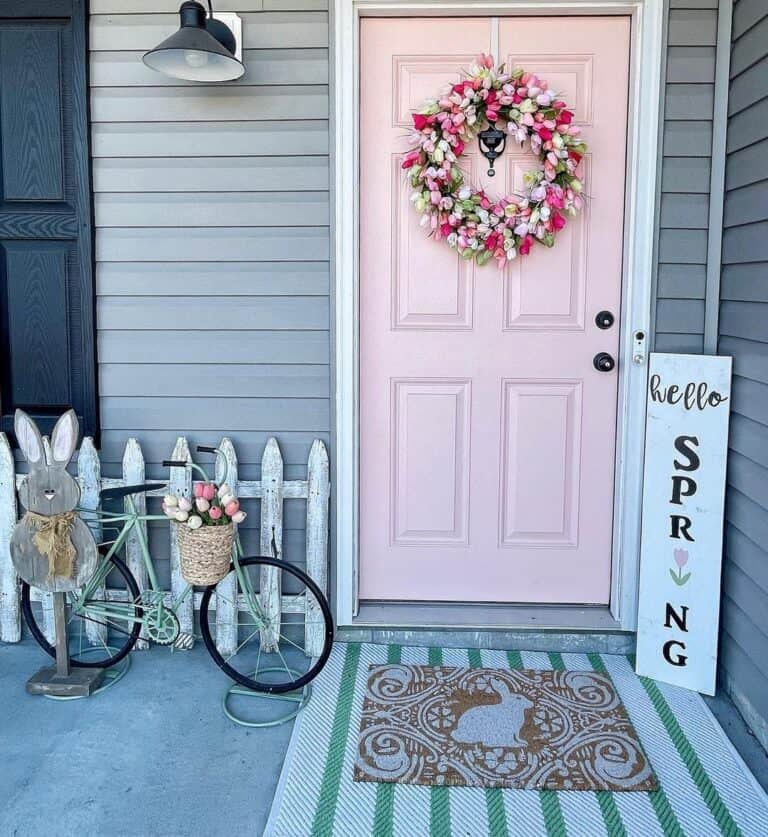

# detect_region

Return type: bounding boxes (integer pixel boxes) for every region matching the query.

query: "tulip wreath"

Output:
[402,54,588,268]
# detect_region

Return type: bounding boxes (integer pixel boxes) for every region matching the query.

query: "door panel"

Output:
[502,156,589,330]
[359,16,630,604]
[499,379,582,547]
[391,378,471,545]
[1,27,66,201]
[392,156,477,330]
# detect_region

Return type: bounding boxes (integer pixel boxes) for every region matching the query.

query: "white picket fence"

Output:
[0,434,330,657]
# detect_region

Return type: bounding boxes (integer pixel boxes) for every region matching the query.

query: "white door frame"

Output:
[333,0,665,630]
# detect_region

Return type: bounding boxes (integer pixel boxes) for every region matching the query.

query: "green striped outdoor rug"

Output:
[265,644,768,837]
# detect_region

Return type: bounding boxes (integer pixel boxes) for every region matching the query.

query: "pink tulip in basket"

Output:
[163,481,247,586]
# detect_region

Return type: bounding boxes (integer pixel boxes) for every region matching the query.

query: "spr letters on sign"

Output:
[635,353,732,695]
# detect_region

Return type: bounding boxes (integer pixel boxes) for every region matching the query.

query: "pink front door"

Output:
[359,16,630,604]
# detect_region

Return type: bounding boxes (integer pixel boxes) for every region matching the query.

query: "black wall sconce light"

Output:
[143,1,245,82]
[478,121,507,177]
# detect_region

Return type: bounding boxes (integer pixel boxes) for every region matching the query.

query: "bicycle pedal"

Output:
[174,632,194,650]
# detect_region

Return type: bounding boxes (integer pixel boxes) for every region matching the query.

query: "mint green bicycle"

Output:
[20,445,334,694]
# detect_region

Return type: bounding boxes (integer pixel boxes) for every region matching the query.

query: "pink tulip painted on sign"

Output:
[670,549,692,587]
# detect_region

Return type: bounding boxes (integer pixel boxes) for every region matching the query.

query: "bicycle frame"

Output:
[71,502,188,630]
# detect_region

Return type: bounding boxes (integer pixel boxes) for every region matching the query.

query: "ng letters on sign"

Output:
[635,354,732,695]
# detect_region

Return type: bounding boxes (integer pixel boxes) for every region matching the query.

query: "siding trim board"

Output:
[333,0,667,632]
[653,0,723,353]
[703,0,732,352]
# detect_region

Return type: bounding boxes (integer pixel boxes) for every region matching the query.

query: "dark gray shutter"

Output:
[0,0,97,440]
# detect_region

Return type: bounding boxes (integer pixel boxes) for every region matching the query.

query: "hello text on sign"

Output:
[636,354,732,695]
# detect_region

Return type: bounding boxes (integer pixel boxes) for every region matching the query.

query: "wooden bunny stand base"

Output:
[11,410,105,698]
[26,594,105,697]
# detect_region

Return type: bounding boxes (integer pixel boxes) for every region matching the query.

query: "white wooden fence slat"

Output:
[123,439,149,649]
[260,437,283,652]
[0,436,329,659]
[214,437,238,656]
[305,439,330,656]
[78,438,106,646]
[98,476,309,500]
[29,587,308,614]
[168,437,194,643]
[235,480,308,499]
[0,434,20,642]
[39,439,56,644]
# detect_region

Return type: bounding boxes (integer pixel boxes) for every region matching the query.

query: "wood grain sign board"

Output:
[636,353,732,695]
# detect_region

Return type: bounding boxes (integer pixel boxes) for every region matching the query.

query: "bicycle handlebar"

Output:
[163,447,229,485]
[194,444,230,484]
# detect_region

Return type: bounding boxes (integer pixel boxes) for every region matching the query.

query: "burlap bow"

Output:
[23,511,77,582]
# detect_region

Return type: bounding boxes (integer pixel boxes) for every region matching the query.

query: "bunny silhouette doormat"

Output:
[354,665,656,791]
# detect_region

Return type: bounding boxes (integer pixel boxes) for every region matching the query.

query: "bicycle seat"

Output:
[99,482,166,502]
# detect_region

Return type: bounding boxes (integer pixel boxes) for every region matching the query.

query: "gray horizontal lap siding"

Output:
[89,1,330,566]
[654,1,720,353]
[718,0,768,733]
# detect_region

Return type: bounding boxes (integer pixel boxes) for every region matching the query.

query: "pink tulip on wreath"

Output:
[202,483,216,501]
[209,506,223,521]
[224,500,240,517]
[193,482,204,499]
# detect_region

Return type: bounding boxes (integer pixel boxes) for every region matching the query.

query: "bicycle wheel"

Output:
[21,555,142,668]
[200,556,334,694]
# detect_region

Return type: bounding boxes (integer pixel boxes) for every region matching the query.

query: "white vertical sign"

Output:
[636,353,732,695]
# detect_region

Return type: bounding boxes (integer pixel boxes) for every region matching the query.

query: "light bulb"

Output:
[183,50,209,68]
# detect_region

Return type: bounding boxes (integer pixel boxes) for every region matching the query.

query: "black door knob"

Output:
[595,310,615,329]
[593,352,615,372]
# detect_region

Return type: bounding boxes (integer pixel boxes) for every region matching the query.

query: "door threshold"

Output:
[338,602,633,655]
[350,601,624,632]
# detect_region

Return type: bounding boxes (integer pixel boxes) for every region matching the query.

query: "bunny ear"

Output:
[14,410,45,466]
[490,676,511,698]
[50,410,79,465]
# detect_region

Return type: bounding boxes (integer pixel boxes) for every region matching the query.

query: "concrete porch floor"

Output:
[2,639,767,837]
[0,641,294,837]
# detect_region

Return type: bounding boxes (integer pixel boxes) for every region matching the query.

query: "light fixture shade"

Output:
[143,1,245,82]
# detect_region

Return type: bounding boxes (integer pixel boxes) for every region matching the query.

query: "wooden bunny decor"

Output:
[11,409,98,593]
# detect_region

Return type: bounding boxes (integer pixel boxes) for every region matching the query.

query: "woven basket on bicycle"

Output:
[175,522,234,585]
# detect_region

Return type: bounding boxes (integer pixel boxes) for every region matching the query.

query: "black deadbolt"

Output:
[595,310,615,329]
[593,352,616,372]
